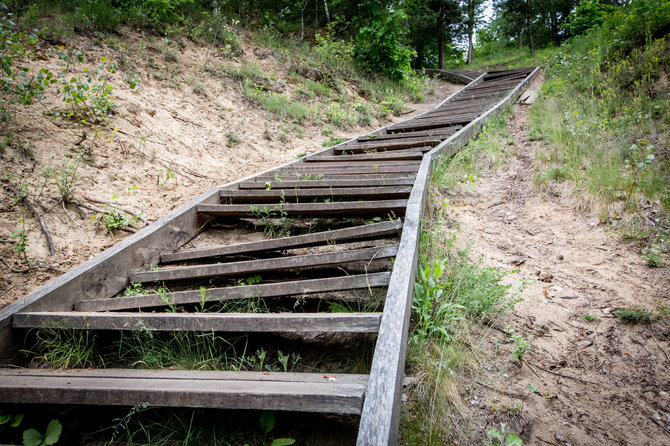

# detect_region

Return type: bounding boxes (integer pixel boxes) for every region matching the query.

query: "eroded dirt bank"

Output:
[445,77,669,445]
[0,29,461,309]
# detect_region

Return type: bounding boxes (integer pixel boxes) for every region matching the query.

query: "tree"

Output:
[461,0,485,65]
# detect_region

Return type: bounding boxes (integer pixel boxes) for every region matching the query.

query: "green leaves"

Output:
[259,411,295,446]
[259,410,275,435]
[22,419,62,446]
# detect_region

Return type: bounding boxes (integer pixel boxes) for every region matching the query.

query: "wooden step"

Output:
[196,200,408,218]
[76,272,392,311]
[130,244,399,283]
[0,368,369,414]
[239,178,416,189]
[356,127,460,142]
[387,116,475,133]
[220,186,412,203]
[254,172,416,181]
[13,311,383,333]
[162,220,402,263]
[335,136,443,152]
[306,150,423,162]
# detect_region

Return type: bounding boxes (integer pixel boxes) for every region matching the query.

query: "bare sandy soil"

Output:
[447,75,670,445]
[0,29,461,309]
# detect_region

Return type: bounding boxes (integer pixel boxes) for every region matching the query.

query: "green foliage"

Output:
[9,217,29,263]
[259,411,295,446]
[30,326,103,369]
[412,247,517,347]
[485,424,522,446]
[0,4,52,122]
[582,312,599,322]
[354,9,415,81]
[614,306,656,324]
[244,79,310,122]
[22,419,62,446]
[510,332,530,362]
[564,0,614,37]
[53,51,123,125]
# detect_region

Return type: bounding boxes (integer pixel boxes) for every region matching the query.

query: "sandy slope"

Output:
[447,75,670,445]
[0,29,461,309]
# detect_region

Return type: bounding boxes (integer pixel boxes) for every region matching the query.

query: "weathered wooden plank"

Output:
[336,136,444,151]
[413,111,479,121]
[356,155,431,446]
[13,312,383,333]
[387,116,475,132]
[0,368,369,383]
[239,178,416,189]
[163,220,402,263]
[0,368,368,414]
[131,244,399,283]
[258,166,418,178]
[284,160,421,169]
[357,127,460,142]
[305,151,423,162]
[76,272,392,311]
[219,186,412,203]
[196,200,408,218]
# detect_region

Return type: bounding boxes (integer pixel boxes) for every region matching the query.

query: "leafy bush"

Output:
[354,9,415,81]
[564,0,614,37]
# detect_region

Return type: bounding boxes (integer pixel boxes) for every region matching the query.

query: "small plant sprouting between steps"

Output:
[23,419,62,446]
[485,423,522,446]
[259,411,295,446]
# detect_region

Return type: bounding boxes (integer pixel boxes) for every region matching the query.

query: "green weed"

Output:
[582,313,599,322]
[614,307,656,324]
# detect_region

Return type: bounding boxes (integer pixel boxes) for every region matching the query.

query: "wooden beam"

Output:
[387,117,475,133]
[76,272,392,311]
[196,200,408,218]
[238,178,416,189]
[254,172,417,181]
[0,368,369,414]
[305,151,423,162]
[220,186,411,203]
[356,151,431,446]
[357,127,460,142]
[336,136,444,152]
[13,312,383,333]
[130,244,399,283]
[162,220,402,263]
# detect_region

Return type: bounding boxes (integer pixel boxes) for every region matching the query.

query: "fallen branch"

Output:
[0,256,30,273]
[3,184,55,256]
[79,194,148,225]
[649,416,670,436]
[67,199,137,233]
[527,361,598,385]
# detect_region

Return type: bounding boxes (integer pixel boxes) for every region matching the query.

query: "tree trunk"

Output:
[437,8,445,69]
[323,0,330,23]
[315,0,319,29]
[518,32,523,49]
[550,10,559,45]
[467,32,474,65]
[526,0,534,56]
[300,0,307,40]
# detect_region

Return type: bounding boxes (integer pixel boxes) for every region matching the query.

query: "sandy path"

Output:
[449,76,670,445]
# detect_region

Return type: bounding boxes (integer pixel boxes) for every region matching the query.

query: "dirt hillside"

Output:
[0,29,461,309]
[447,75,670,445]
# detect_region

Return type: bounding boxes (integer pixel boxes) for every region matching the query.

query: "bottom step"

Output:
[0,368,368,415]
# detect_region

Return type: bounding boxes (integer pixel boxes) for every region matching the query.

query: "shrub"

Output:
[354,9,415,81]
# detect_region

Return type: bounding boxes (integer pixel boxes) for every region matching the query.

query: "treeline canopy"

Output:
[5,0,658,78]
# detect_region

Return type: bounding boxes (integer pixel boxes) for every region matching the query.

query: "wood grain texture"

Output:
[0,368,369,414]
[162,220,402,263]
[13,311,383,333]
[219,186,412,202]
[238,178,416,189]
[196,200,409,218]
[76,272,392,311]
[130,244,399,283]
